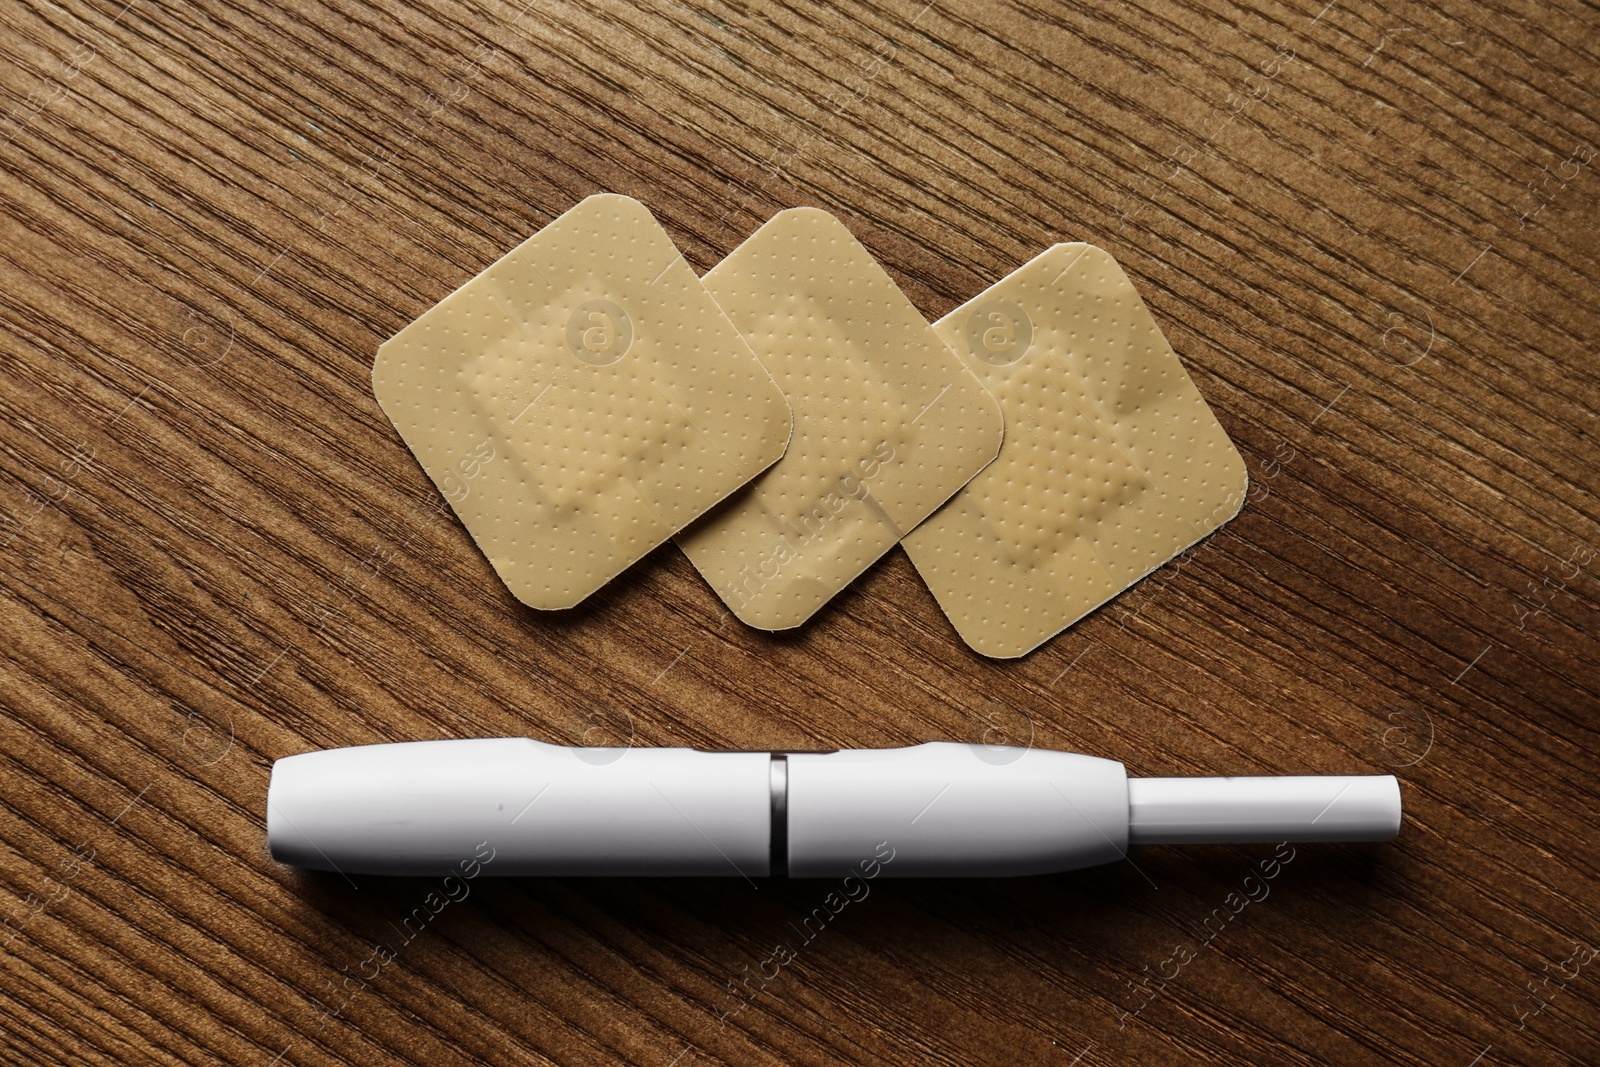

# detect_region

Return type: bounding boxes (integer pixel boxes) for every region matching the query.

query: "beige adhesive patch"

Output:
[675,207,1004,629]
[373,194,792,610]
[901,243,1248,658]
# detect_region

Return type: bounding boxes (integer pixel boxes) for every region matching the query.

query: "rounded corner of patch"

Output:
[741,605,808,632]
[1071,242,1115,266]
[509,579,586,612]
[977,387,1007,439]
[1226,467,1250,516]
[1216,449,1251,517]
[577,193,653,228]
[966,630,1035,660]
[770,395,797,438]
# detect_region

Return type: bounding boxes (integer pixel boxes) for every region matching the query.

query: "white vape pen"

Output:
[267,739,1401,878]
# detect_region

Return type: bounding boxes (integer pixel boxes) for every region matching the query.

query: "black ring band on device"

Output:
[769,753,788,878]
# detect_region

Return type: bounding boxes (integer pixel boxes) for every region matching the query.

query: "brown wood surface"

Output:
[1,0,1597,1062]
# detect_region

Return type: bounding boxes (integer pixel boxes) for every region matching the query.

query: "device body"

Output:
[267,739,1402,878]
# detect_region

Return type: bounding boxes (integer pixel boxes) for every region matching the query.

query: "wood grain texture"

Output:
[1,0,1597,1062]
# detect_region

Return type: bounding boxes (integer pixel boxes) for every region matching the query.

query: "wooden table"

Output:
[2,0,1596,1063]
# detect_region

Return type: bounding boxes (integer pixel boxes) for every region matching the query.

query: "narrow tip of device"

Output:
[1127,774,1403,846]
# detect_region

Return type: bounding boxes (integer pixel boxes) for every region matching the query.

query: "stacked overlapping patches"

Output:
[373,194,1246,658]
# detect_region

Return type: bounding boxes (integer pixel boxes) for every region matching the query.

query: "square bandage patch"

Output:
[373,194,792,609]
[675,207,1004,629]
[901,244,1248,658]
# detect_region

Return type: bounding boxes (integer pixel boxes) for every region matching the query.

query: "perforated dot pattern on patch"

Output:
[901,243,1248,658]
[675,207,1004,630]
[372,193,792,610]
